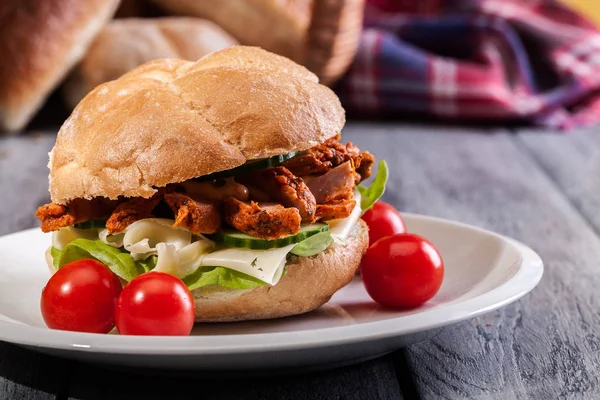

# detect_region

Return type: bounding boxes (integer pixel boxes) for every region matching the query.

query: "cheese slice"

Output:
[326,191,362,241]
[199,244,295,285]
[52,227,78,250]
[122,218,191,260]
[153,240,215,278]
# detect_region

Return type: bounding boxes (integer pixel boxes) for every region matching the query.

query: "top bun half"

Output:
[48,46,346,205]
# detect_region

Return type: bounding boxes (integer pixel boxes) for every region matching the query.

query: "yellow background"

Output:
[559,0,600,27]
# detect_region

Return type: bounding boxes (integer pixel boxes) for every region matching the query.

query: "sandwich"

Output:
[35,46,387,322]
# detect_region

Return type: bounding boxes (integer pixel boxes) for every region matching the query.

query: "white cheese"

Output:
[326,191,362,241]
[121,218,191,260]
[99,229,124,248]
[52,227,78,250]
[175,240,215,278]
[153,243,178,276]
[153,240,215,278]
[199,244,295,285]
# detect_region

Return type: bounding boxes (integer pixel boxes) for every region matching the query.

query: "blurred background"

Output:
[1,0,600,133]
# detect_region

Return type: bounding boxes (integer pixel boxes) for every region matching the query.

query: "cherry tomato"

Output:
[115,272,195,336]
[40,259,122,333]
[361,201,406,247]
[361,233,444,308]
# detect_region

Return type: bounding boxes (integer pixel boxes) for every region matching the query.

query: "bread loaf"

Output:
[151,0,313,63]
[0,0,120,133]
[151,0,365,85]
[63,17,239,108]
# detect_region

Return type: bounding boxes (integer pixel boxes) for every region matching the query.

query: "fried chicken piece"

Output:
[164,193,221,234]
[223,197,301,239]
[303,161,357,204]
[315,199,357,221]
[237,166,316,223]
[35,198,119,232]
[36,203,76,233]
[282,135,357,175]
[105,192,164,234]
[356,150,375,181]
[282,135,375,182]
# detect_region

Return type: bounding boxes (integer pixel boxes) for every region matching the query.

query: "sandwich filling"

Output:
[36,136,387,291]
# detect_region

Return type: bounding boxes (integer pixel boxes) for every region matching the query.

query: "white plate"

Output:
[0,213,543,372]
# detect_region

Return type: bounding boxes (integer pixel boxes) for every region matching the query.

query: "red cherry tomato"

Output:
[361,201,407,247]
[361,233,444,308]
[40,259,122,333]
[115,272,195,336]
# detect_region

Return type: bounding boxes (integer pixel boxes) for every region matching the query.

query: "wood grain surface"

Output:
[0,132,67,400]
[0,123,599,399]
[0,132,55,236]
[518,127,600,233]
[67,355,403,400]
[344,123,600,399]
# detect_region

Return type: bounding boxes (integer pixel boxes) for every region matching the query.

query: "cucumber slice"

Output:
[210,223,329,250]
[193,151,298,181]
[73,219,107,229]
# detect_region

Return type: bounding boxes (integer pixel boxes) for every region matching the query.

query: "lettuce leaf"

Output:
[182,266,266,291]
[357,159,388,213]
[53,238,147,281]
[138,255,158,273]
[290,231,334,257]
[50,247,61,270]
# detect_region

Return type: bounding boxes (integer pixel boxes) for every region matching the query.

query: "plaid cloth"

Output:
[334,0,600,129]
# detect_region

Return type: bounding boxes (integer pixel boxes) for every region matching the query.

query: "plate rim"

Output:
[0,213,544,355]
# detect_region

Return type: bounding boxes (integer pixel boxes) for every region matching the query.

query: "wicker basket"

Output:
[151,0,365,86]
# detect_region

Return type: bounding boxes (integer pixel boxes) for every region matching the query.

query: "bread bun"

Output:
[151,0,365,86]
[49,45,345,205]
[304,0,365,85]
[0,0,120,133]
[192,219,369,322]
[63,17,239,109]
[151,0,312,63]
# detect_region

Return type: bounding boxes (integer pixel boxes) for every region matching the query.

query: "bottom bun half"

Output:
[44,219,369,323]
[192,219,369,322]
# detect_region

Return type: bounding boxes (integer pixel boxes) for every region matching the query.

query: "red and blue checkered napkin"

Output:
[334,0,600,130]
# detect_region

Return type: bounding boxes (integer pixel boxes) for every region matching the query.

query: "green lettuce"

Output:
[182,266,266,291]
[291,231,334,256]
[357,159,388,213]
[138,255,158,273]
[52,239,149,281]
[50,247,61,270]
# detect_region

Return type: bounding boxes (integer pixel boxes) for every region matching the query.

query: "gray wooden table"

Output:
[1,120,599,399]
